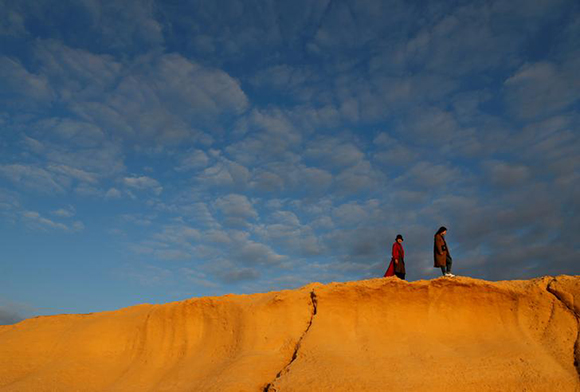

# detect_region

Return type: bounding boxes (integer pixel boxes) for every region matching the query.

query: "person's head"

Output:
[396,234,404,243]
[436,226,447,236]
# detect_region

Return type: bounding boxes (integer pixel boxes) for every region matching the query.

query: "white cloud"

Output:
[305,137,365,169]
[203,229,232,245]
[332,200,377,227]
[0,188,21,223]
[219,267,260,282]
[270,210,301,226]
[290,104,342,130]
[310,0,382,50]
[151,223,201,252]
[123,176,162,195]
[143,53,249,117]
[105,188,122,199]
[22,130,126,181]
[175,149,210,172]
[74,183,104,197]
[71,221,85,232]
[179,268,219,288]
[0,188,84,233]
[213,194,257,228]
[483,160,531,188]
[227,108,302,165]
[254,210,324,257]
[0,7,26,36]
[1,0,578,288]
[311,215,335,231]
[251,64,314,90]
[37,118,106,148]
[120,213,153,227]
[33,40,121,100]
[402,8,512,75]
[394,161,463,191]
[334,160,384,195]
[0,164,65,194]
[236,241,286,265]
[21,210,83,232]
[504,61,580,120]
[6,41,249,147]
[2,135,123,201]
[399,106,459,142]
[203,260,260,283]
[87,0,165,52]
[2,0,164,53]
[183,203,220,229]
[0,56,53,104]
[506,114,580,182]
[373,142,418,167]
[198,158,250,189]
[47,164,98,184]
[129,221,200,261]
[249,164,333,195]
[50,141,124,177]
[51,206,75,218]
[297,166,333,193]
[65,51,248,148]
[249,169,286,193]
[160,0,332,58]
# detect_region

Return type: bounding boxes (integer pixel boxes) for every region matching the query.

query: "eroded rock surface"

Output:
[1,276,579,391]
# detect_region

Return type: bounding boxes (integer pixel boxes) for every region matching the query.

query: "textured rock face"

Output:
[0,276,579,392]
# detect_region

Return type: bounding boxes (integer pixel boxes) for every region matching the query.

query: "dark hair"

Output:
[435,226,447,235]
[396,234,403,241]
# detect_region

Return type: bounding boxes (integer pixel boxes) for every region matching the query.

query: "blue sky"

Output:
[1,0,579,324]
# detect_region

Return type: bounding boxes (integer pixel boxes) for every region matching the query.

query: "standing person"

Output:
[392,234,406,280]
[434,226,454,277]
[383,234,405,279]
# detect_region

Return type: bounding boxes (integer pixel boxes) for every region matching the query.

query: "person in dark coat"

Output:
[383,234,405,279]
[434,226,454,277]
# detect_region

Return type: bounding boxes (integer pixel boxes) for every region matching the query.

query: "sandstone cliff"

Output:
[0,276,579,391]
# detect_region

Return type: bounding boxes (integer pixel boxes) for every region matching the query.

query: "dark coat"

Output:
[392,241,405,274]
[433,233,450,268]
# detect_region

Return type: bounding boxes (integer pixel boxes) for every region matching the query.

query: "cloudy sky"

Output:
[1,0,579,324]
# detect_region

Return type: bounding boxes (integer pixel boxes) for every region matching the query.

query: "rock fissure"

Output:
[546,278,580,379]
[263,290,318,392]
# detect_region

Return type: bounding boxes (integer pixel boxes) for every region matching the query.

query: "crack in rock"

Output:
[546,278,580,380]
[263,291,318,392]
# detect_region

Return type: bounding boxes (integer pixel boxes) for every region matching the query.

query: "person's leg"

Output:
[446,257,453,274]
[441,266,446,276]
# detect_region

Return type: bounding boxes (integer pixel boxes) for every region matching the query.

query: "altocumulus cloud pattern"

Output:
[0,0,579,322]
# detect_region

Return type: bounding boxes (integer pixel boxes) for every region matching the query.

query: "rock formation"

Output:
[1,276,579,391]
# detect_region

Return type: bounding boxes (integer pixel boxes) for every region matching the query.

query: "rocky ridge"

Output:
[0,275,579,391]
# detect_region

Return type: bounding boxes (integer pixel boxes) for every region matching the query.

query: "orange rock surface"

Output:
[1,276,579,391]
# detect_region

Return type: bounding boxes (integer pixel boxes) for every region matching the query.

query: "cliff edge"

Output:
[1,276,579,391]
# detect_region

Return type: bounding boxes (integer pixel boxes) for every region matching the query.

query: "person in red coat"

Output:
[384,234,405,280]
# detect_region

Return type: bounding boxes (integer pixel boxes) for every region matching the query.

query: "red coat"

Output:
[384,241,405,276]
[384,260,395,277]
[392,241,404,262]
